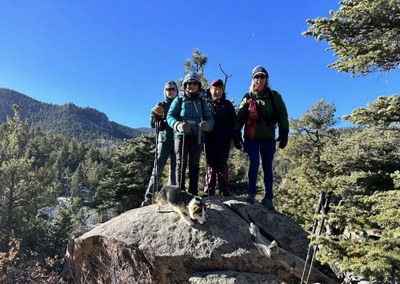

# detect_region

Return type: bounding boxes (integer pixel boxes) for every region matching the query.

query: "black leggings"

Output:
[174,135,202,195]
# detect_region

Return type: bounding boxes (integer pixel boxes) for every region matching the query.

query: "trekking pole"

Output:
[179,132,185,190]
[305,191,332,284]
[152,120,160,204]
[203,142,210,198]
[301,190,325,283]
[199,122,210,198]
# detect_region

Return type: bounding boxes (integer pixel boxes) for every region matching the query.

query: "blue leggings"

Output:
[244,139,276,198]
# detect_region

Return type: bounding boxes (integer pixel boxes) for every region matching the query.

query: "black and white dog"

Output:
[155,185,206,226]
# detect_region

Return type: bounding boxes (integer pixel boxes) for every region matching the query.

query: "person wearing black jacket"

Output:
[203,79,236,197]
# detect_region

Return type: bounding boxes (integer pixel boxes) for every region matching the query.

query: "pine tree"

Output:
[312,96,400,281]
[95,135,154,215]
[182,48,209,87]
[0,105,60,251]
[303,0,400,76]
[275,99,339,228]
[318,126,400,281]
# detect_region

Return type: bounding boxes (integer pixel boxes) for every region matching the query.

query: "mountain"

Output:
[0,88,150,142]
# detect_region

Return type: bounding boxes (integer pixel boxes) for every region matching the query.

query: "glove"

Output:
[199,121,211,132]
[233,131,243,150]
[152,113,162,123]
[277,128,289,149]
[152,104,164,117]
[174,121,191,133]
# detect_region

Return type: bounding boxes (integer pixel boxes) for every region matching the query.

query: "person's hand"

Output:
[152,113,161,123]
[199,121,211,132]
[174,121,191,133]
[152,103,164,117]
[233,131,243,150]
[277,128,289,149]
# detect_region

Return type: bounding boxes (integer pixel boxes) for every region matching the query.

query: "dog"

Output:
[155,185,206,226]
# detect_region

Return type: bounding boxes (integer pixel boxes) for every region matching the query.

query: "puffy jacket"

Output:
[150,97,175,145]
[234,89,289,140]
[167,90,214,136]
[204,90,236,139]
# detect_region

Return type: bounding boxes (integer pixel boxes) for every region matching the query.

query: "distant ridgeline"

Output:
[0,88,150,143]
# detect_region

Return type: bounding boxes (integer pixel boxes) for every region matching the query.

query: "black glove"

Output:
[277,128,288,149]
[233,131,243,150]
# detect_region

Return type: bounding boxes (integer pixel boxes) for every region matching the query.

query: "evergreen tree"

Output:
[95,135,154,215]
[343,94,400,129]
[312,95,400,281]
[319,126,399,281]
[228,149,251,195]
[183,48,209,87]
[275,99,339,227]
[0,105,60,251]
[303,0,400,76]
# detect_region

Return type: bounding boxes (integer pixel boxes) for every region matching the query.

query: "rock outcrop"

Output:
[65,197,339,283]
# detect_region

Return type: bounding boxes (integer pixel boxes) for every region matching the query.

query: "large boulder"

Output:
[65,197,339,283]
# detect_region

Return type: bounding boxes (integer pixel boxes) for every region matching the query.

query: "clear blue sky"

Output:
[1,1,399,129]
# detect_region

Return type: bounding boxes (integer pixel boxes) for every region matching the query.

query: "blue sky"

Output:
[1,1,399,129]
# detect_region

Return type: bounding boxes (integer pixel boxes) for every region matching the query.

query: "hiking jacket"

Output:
[234,89,289,140]
[167,89,214,136]
[204,90,236,139]
[150,96,175,145]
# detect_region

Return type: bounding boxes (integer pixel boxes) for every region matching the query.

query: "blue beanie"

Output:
[183,72,202,87]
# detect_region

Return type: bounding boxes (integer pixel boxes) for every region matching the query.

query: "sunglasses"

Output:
[253,74,267,79]
[187,82,199,86]
[166,87,177,91]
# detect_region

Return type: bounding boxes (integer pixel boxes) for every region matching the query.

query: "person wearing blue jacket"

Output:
[203,79,236,197]
[141,81,178,206]
[167,72,214,195]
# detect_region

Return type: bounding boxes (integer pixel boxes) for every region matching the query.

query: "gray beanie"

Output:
[252,65,269,78]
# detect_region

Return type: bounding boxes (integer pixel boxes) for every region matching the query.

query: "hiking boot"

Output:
[141,194,153,207]
[246,193,256,204]
[261,197,275,211]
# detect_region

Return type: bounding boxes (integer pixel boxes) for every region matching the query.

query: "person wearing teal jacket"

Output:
[167,71,214,195]
[141,81,178,206]
[233,65,289,210]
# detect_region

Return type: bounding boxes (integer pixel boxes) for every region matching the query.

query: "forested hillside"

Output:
[1,94,398,283]
[1,0,399,282]
[0,88,149,142]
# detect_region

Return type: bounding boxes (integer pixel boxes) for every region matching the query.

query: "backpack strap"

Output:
[268,89,278,126]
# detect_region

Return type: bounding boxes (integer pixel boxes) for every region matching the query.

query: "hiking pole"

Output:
[305,191,332,284]
[200,122,210,198]
[179,132,186,191]
[301,190,325,283]
[152,120,160,205]
[203,141,211,199]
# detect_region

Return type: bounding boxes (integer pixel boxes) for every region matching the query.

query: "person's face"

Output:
[252,74,267,93]
[165,84,178,99]
[210,85,224,101]
[185,81,200,94]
